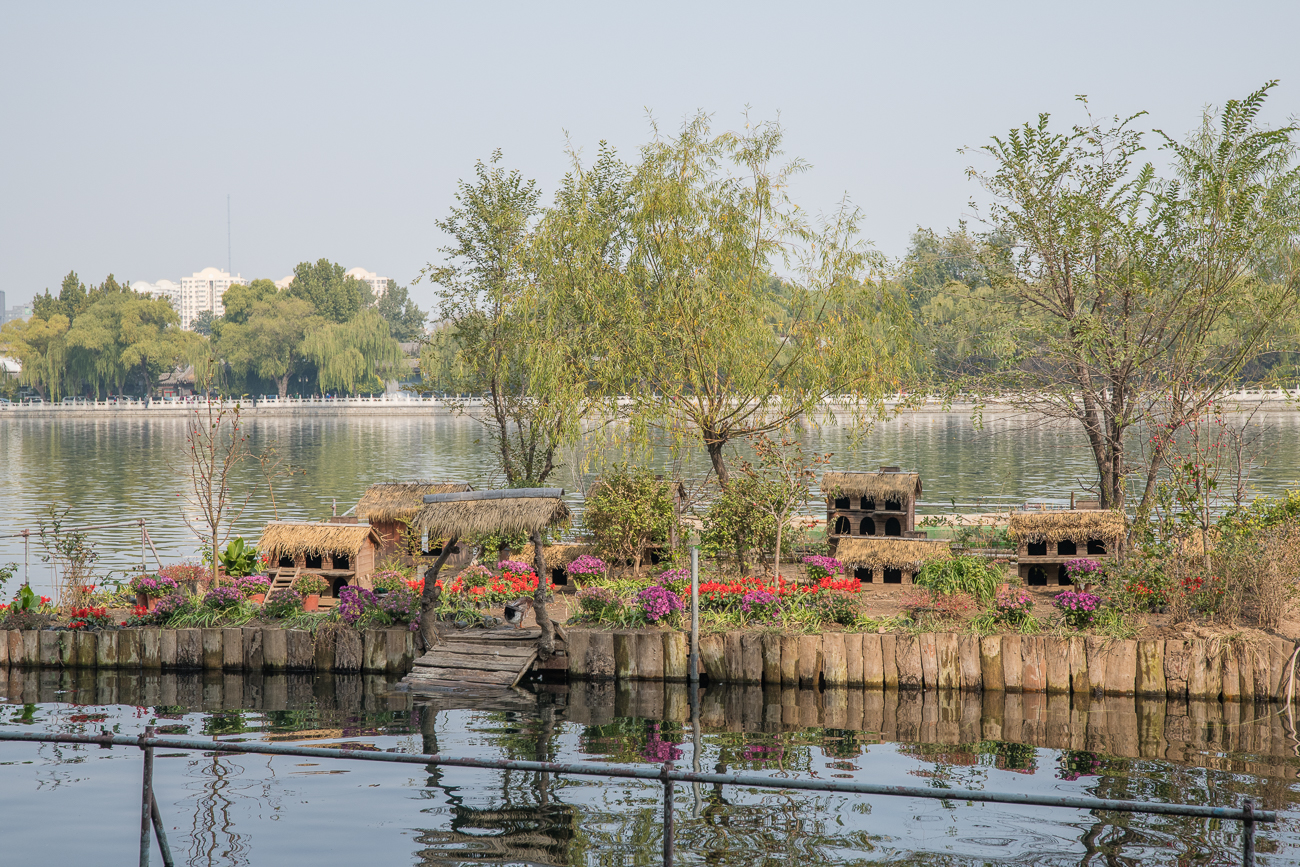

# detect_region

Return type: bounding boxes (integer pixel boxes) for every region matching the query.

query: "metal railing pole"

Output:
[151,795,175,867]
[661,762,675,867]
[1243,798,1255,867]
[689,542,699,684]
[139,726,155,867]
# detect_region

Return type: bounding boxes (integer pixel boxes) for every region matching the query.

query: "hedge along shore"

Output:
[565,629,1300,702]
[0,627,415,676]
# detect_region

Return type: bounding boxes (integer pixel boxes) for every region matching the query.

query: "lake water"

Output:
[2,408,1299,596]
[0,672,1296,865]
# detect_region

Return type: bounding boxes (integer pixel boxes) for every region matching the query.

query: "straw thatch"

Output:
[412,495,570,540]
[834,537,951,571]
[542,543,595,570]
[259,521,382,558]
[355,482,473,523]
[1008,509,1127,545]
[823,471,921,501]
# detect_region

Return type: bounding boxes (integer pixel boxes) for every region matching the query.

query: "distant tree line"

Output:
[0,259,427,400]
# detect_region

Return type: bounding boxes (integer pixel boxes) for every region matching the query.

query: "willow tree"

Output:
[220,296,322,398]
[0,313,69,400]
[423,147,622,489]
[605,114,912,487]
[301,309,403,394]
[968,83,1300,511]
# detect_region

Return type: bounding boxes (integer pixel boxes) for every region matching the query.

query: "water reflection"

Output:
[1,671,1297,864]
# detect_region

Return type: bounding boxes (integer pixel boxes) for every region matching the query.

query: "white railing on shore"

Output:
[4,387,1298,412]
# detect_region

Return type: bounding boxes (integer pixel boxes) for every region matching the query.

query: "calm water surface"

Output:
[0,673,1297,865]
[2,409,1299,595]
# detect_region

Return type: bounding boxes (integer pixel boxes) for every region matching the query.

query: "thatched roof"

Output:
[258,521,382,557]
[543,543,595,570]
[1008,509,1127,544]
[834,537,951,571]
[413,491,570,540]
[823,471,921,501]
[355,482,473,523]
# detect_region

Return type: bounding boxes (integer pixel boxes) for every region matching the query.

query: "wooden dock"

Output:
[404,628,565,690]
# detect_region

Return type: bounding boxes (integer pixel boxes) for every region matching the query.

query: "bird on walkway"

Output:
[503,597,533,629]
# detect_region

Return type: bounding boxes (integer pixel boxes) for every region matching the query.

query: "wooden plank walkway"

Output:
[404,628,562,690]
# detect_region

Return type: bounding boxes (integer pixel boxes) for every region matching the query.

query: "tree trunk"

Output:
[531,530,556,659]
[276,375,290,400]
[773,516,783,581]
[706,439,730,489]
[418,535,458,651]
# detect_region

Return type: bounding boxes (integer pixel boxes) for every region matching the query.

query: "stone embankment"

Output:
[0,627,415,674]
[566,629,1300,701]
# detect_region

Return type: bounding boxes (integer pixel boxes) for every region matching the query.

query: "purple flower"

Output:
[236,574,271,597]
[338,585,378,625]
[658,568,690,585]
[203,585,243,609]
[1053,589,1102,628]
[802,555,843,581]
[567,555,608,576]
[635,584,683,623]
[1065,558,1101,579]
[740,590,781,618]
[497,560,532,574]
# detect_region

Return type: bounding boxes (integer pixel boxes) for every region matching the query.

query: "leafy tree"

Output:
[220,278,280,325]
[604,113,911,487]
[375,280,427,340]
[192,309,217,336]
[219,296,321,398]
[286,259,371,323]
[584,464,679,577]
[0,313,69,399]
[301,309,402,394]
[967,83,1300,511]
[33,271,89,321]
[742,433,830,579]
[118,297,196,396]
[700,471,782,574]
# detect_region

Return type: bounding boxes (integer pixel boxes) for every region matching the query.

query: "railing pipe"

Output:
[0,731,1276,825]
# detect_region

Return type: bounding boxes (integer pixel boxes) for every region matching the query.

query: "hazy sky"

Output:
[4,1,1298,308]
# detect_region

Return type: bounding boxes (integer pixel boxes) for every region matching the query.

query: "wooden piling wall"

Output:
[561,629,1300,701]
[1,628,414,675]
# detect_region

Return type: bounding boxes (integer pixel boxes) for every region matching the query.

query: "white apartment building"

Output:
[344,267,390,299]
[130,279,182,309]
[179,267,244,330]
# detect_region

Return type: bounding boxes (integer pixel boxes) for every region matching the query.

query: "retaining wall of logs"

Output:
[0,627,416,675]
[566,629,1300,701]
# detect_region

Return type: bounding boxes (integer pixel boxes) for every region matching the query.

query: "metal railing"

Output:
[0,728,1276,867]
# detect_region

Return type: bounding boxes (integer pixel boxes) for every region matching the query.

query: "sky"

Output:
[3,1,1299,310]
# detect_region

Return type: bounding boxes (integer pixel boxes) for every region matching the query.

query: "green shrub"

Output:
[585,464,680,577]
[263,588,303,619]
[700,475,789,572]
[913,555,1003,603]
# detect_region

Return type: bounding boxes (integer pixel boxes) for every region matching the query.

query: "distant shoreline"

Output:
[3,391,1296,421]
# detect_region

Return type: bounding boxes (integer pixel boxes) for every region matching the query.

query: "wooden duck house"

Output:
[1008,507,1125,585]
[823,468,925,554]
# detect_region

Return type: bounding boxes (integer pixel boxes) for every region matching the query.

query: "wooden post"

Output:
[822,634,848,688]
[663,632,688,681]
[979,636,1003,692]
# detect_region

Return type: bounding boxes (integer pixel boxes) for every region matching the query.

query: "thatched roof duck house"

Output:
[541,542,596,586]
[823,468,924,554]
[835,537,951,584]
[258,520,384,598]
[1008,507,1126,585]
[354,481,473,567]
[414,488,571,541]
[415,488,572,652]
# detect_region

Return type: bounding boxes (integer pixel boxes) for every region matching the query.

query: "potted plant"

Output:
[292,573,329,612]
[129,574,179,611]
[237,574,271,604]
